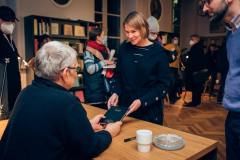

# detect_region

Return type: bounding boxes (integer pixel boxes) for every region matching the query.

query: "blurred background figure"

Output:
[183,34,208,107]
[0,6,21,113]
[164,36,181,104]
[83,27,113,108]
[206,43,219,96]
[216,39,229,104]
[147,16,159,42]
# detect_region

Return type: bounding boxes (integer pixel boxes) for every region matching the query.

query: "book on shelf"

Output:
[76,42,84,53]
[51,23,59,35]
[74,25,85,37]
[42,20,46,34]
[34,18,38,35]
[64,24,73,36]
[38,22,42,35]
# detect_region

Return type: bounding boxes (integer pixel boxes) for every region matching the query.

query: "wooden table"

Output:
[83,104,217,160]
[0,104,217,160]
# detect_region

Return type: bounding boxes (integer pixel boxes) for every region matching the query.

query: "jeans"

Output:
[225,111,240,160]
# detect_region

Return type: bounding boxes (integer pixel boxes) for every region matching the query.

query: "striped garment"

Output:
[83,50,105,75]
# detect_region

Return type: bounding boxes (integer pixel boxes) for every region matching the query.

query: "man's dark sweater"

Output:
[0,77,112,160]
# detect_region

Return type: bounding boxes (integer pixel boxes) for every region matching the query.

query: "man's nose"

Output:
[202,4,209,13]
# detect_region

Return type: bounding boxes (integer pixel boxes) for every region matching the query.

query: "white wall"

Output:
[15,0,94,58]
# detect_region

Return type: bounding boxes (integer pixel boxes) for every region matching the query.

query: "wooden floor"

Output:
[164,92,227,160]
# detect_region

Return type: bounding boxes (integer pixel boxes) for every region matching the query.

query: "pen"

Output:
[124,136,136,142]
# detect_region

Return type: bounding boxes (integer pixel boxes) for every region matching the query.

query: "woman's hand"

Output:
[107,93,119,109]
[90,114,105,131]
[126,99,141,115]
[104,60,114,65]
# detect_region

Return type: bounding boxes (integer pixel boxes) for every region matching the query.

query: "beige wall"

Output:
[15,0,94,58]
[12,0,94,87]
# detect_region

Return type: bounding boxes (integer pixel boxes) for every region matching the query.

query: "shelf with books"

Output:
[24,15,96,61]
[24,15,100,89]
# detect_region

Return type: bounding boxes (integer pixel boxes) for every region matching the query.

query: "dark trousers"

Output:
[225,111,240,160]
[209,70,217,94]
[192,83,203,105]
[168,68,178,103]
[217,71,227,102]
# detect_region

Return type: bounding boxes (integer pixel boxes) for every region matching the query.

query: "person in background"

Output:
[0,5,21,113]
[107,11,171,125]
[0,41,122,160]
[206,43,219,96]
[183,34,207,107]
[216,39,229,104]
[202,0,240,159]
[147,16,160,42]
[164,36,181,104]
[83,27,113,108]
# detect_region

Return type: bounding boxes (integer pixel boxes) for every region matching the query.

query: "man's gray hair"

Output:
[34,41,77,81]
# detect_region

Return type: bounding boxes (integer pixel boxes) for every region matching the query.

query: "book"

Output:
[76,42,84,53]
[64,24,73,36]
[38,22,42,35]
[51,23,59,35]
[99,106,129,125]
[34,18,38,35]
[74,25,85,37]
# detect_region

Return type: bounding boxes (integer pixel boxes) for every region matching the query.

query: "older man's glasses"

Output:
[67,66,81,74]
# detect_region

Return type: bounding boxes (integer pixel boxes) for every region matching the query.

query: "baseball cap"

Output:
[0,6,19,22]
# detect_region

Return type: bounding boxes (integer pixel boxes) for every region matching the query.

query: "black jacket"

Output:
[0,77,112,160]
[113,42,171,124]
[0,31,21,112]
[185,40,207,90]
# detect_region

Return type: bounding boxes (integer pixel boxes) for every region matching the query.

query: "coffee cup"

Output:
[136,129,153,152]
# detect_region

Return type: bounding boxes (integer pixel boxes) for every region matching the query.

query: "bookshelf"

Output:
[94,0,121,50]
[24,15,100,95]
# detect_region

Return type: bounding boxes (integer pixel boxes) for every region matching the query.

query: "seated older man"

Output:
[0,41,122,160]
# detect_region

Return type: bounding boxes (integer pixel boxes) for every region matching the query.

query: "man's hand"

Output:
[90,114,105,131]
[105,121,122,137]
[126,99,141,115]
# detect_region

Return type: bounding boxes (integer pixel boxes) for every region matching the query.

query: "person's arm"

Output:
[139,50,172,107]
[64,101,112,159]
[84,51,106,75]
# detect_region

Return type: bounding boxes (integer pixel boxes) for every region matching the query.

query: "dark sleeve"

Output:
[64,101,112,159]
[139,49,172,107]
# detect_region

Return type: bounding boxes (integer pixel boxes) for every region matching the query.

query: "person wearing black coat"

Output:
[108,12,171,125]
[0,41,122,160]
[184,34,208,107]
[0,6,21,113]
